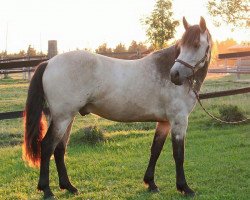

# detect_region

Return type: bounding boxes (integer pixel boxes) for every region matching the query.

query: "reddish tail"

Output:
[23,62,48,168]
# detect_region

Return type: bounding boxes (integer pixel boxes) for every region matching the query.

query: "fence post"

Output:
[48,40,58,59]
[4,72,8,79]
[23,67,26,80]
[236,58,241,80]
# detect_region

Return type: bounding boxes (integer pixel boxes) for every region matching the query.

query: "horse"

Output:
[23,16,212,199]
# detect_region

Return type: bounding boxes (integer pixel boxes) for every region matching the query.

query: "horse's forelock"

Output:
[180,25,201,47]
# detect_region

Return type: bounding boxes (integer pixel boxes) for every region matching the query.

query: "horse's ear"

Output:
[183,17,190,31]
[199,16,207,33]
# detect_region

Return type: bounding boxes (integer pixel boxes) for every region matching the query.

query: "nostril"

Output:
[170,70,182,85]
[174,71,179,78]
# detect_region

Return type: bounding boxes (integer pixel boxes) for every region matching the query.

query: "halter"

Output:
[175,45,210,78]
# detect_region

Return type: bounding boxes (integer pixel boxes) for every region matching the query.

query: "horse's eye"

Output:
[194,43,200,48]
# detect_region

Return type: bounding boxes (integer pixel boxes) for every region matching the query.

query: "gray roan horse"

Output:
[23,17,212,199]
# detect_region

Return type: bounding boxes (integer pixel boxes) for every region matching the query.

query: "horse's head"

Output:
[170,17,212,85]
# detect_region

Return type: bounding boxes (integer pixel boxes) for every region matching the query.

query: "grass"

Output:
[0,75,249,199]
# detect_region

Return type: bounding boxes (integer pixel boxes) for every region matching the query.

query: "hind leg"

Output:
[37,117,73,199]
[54,120,78,194]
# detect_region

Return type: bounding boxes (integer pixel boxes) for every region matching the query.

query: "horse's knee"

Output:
[170,115,188,140]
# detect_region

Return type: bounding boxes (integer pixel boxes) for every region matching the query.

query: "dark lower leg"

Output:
[144,123,169,191]
[54,142,78,194]
[172,136,194,196]
[37,123,55,198]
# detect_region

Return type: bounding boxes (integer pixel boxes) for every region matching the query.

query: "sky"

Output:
[0,0,249,53]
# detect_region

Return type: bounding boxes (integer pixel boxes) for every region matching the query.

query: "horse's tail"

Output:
[23,62,48,168]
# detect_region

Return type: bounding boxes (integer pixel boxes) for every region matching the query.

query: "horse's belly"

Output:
[85,102,168,122]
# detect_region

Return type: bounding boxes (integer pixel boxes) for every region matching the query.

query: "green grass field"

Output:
[0,75,249,200]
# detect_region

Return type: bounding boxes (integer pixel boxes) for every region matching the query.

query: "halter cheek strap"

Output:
[175,58,195,77]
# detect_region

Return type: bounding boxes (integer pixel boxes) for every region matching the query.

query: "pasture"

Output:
[0,75,249,199]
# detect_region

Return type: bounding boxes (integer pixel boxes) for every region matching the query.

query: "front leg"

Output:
[171,116,195,196]
[144,121,170,192]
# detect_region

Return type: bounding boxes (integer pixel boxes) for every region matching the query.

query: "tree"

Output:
[128,40,148,53]
[142,0,179,49]
[207,0,250,28]
[0,51,7,58]
[27,45,37,56]
[18,50,26,57]
[113,43,127,53]
[95,43,112,54]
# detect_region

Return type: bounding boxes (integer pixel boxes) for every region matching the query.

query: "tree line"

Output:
[95,40,152,54]
[0,45,46,59]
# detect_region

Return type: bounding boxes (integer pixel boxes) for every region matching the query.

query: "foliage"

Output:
[209,38,239,67]
[95,43,113,54]
[219,104,246,122]
[141,0,179,49]
[113,43,127,53]
[96,41,150,54]
[80,126,105,145]
[26,45,36,56]
[207,0,250,28]
[0,46,46,59]
[215,38,238,54]
[128,40,148,53]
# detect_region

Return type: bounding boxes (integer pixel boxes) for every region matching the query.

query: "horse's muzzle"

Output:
[170,70,182,85]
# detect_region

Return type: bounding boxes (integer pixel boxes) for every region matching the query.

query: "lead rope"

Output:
[188,80,249,124]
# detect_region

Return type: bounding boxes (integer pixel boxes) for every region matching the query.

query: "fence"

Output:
[0,40,57,79]
[0,57,47,79]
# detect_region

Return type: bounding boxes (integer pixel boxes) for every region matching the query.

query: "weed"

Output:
[80,126,105,145]
[219,104,246,122]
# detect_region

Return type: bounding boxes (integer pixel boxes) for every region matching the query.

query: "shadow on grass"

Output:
[101,121,156,132]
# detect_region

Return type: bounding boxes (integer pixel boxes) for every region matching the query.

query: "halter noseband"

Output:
[175,45,210,78]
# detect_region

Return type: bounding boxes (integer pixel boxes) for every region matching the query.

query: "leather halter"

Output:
[175,45,210,78]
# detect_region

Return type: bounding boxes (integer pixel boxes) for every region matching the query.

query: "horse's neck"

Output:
[150,46,176,80]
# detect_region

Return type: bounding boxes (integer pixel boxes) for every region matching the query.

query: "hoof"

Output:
[148,187,160,193]
[38,186,55,200]
[144,180,159,193]
[177,183,195,197]
[44,196,57,200]
[60,183,78,194]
